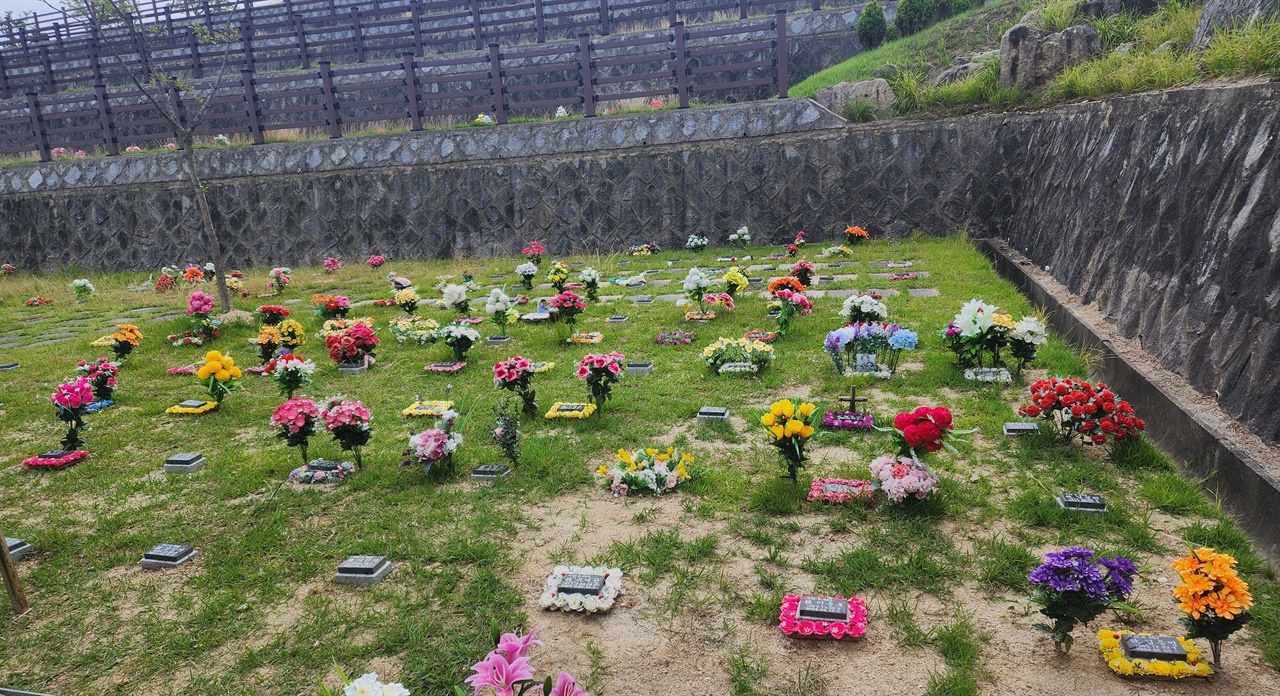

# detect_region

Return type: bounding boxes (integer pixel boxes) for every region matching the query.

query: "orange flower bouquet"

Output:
[1171,547,1253,666]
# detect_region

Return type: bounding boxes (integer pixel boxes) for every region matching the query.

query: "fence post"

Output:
[737,0,747,19]
[320,61,342,138]
[402,53,422,131]
[535,0,546,43]
[411,3,424,56]
[89,42,104,84]
[667,0,676,27]
[351,8,366,62]
[0,52,10,100]
[26,92,50,162]
[202,0,213,25]
[95,83,118,155]
[577,34,594,118]
[244,0,255,28]
[241,21,255,72]
[37,45,54,94]
[470,0,484,51]
[811,0,821,10]
[188,29,204,78]
[131,14,152,81]
[600,0,611,35]
[18,26,28,51]
[169,88,188,147]
[164,8,175,47]
[53,23,63,48]
[774,10,787,98]
[673,23,688,108]
[488,43,506,125]
[295,15,310,68]
[241,69,264,145]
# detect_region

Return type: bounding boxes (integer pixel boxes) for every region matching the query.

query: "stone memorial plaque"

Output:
[817,275,835,282]
[141,543,197,569]
[486,335,512,345]
[472,464,511,481]
[6,537,32,562]
[432,362,459,368]
[557,404,587,413]
[1121,635,1187,662]
[747,277,764,284]
[797,595,850,623]
[821,482,858,495]
[164,452,206,474]
[489,274,505,280]
[1057,493,1106,513]
[0,362,19,371]
[335,554,392,585]
[38,449,73,459]
[559,573,607,596]
[337,363,367,374]
[607,315,629,324]
[177,399,209,409]
[697,406,729,421]
[309,459,342,472]
[626,361,653,376]
[633,296,653,304]
[618,260,631,265]
[767,309,780,318]
[1003,422,1040,436]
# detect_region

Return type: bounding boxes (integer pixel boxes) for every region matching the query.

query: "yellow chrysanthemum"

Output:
[230,367,242,379]
[215,369,231,382]
[205,350,222,362]
[196,365,214,380]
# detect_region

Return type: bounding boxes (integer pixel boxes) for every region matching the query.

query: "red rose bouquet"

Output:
[258,304,290,325]
[325,323,380,367]
[1018,378,1145,445]
[889,406,966,458]
[550,291,586,327]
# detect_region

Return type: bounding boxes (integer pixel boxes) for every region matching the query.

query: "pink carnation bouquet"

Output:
[187,290,215,316]
[323,257,341,272]
[271,397,321,466]
[51,377,95,450]
[576,351,625,413]
[366,255,386,268]
[320,396,372,468]
[494,355,539,416]
[550,291,586,327]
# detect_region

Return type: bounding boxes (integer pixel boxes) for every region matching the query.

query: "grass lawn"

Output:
[0,235,1276,694]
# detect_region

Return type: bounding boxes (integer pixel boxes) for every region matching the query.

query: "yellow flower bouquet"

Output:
[595,446,694,496]
[403,399,455,417]
[761,399,817,481]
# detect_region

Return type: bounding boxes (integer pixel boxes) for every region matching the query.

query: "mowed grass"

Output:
[0,235,1277,693]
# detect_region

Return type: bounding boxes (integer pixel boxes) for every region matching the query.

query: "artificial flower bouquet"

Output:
[320,395,372,469]
[627,242,659,256]
[845,225,869,243]
[266,352,315,398]
[110,323,143,361]
[486,289,517,336]
[439,324,481,362]
[75,357,120,404]
[310,293,351,320]
[318,317,373,339]
[323,257,341,272]
[255,326,282,364]
[516,262,539,289]
[190,350,242,407]
[1030,546,1138,653]
[272,396,321,466]
[441,283,470,314]
[51,377,93,450]
[463,625,590,696]
[778,594,868,640]
[550,291,585,327]
[326,323,380,369]
[576,352,625,412]
[154,273,176,292]
[258,304,290,325]
[402,409,462,478]
[791,260,815,287]
[169,290,221,347]
[25,296,53,306]
[1009,315,1048,372]
[821,245,854,258]
[389,287,418,314]
[807,478,875,504]
[772,288,812,336]
[1098,630,1212,679]
[0,263,14,274]
[744,330,777,343]
[522,240,546,265]
[389,316,440,345]
[595,446,693,496]
[887,406,967,459]
[943,299,1044,372]
[72,278,95,302]
[1171,547,1253,666]
[722,267,749,297]
[275,319,307,349]
[702,337,774,375]
[704,292,735,312]
[655,330,695,346]
[494,356,539,416]
[579,267,601,301]
[767,276,804,297]
[685,234,709,251]
[545,402,597,419]
[1017,378,1145,445]
[268,267,292,293]
[840,294,889,323]
[546,261,570,292]
[761,399,817,481]
[824,323,917,377]
[869,455,938,503]
[728,225,751,247]
[539,566,624,613]
[680,267,712,315]
[366,254,386,268]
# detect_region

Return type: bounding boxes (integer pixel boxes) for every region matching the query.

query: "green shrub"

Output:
[1137,0,1200,48]
[1040,0,1083,31]
[886,23,902,41]
[1202,19,1280,76]
[896,0,936,36]
[1088,11,1141,48]
[858,0,889,48]
[1044,50,1197,100]
[843,97,882,122]
[888,69,927,113]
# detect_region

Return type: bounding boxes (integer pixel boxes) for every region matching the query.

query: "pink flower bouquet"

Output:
[778,594,867,640]
[576,351,625,413]
[366,255,386,268]
[271,397,321,466]
[323,257,341,272]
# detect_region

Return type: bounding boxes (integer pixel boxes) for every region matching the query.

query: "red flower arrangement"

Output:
[155,273,176,292]
[325,323,380,367]
[891,406,956,455]
[25,296,52,306]
[1018,378,1145,444]
[778,594,866,640]
[258,305,290,325]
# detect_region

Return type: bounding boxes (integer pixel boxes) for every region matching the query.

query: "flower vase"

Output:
[1210,639,1222,667]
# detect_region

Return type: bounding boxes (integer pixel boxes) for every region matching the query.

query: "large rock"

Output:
[1000,24,1101,89]
[1080,0,1158,18]
[812,78,896,115]
[934,62,982,86]
[1193,0,1280,45]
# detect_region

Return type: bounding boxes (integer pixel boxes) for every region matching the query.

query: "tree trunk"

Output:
[182,139,234,313]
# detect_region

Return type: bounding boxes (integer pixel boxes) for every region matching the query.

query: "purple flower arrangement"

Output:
[1029,546,1138,654]
[823,410,874,430]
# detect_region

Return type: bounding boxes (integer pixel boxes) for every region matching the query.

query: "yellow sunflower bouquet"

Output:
[761,399,817,481]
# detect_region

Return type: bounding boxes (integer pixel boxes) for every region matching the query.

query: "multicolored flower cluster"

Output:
[267,352,315,398]
[325,323,379,367]
[546,261,570,292]
[655,330,695,345]
[627,242,660,256]
[388,316,439,345]
[702,336,775,374]
[1098,630,1212,679]
[595,446,693,496]
[550,291,585,326]
[1017,378,1145,445]
[310,293,351,320]
[772,288,812,336]
[807,477,875,504]
[75,357,120,401]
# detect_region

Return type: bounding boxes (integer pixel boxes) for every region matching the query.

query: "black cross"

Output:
[838,385,869,410]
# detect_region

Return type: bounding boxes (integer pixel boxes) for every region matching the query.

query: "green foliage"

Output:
[886,23,903,41]
[1136,0,1200,47]
[896,0,937,36]
[843,97,882,122]
[1044,49,1198,100]
[1202,19,1280,76]
[889,69,928,113]
[1088,11,1142,48]
[1039,0,1083,32]
[748,477,806,515]
[975,537,1037,590]
[1138,471,1211,516]
[858,0,889,48]
[1109,436,1174,472]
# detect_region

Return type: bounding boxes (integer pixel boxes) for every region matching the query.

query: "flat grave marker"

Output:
[1003,422,1040,436]
[335,555,392,585]
[606,315,628,324]
[1057,493,1107,514]
[472,464,511,481]
[797,595,850,623]
[558,572,607,597]
[6,537,32,562]
[0,363,19,371]
[164,452,206,474]
[625,361,653,376]
[140,543,197,569]
[697,406,729,422]
[1121,635,1187,662]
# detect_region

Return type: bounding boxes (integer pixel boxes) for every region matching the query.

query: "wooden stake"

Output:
[0,525,30,615]
[838,385,869,412]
